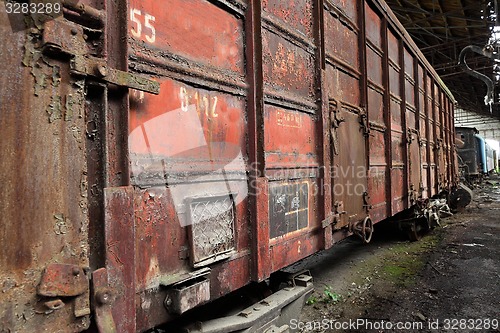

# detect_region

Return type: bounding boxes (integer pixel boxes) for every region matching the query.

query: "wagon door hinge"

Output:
[92,268,118,333]
[358,108,370,136]
[321,212,337,228]
[322,201,346,228]
[434,139,442,151]
[328,98,344,155]
[37,263,91,320]
[41,17,159,94]
[409,184,418,204]
[406,130,414,144]
[363,192,372,212]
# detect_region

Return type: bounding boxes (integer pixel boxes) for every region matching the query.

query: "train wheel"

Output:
[354,217,374,243]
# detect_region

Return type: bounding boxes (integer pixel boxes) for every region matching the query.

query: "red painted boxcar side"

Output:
[0,0,457,332]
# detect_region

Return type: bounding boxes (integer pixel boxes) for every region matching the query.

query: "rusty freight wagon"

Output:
[0,0,459,332]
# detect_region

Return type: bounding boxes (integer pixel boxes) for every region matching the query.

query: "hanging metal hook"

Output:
[458,45,495,111]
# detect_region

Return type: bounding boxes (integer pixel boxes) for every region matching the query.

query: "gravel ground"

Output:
[295,182,500,333]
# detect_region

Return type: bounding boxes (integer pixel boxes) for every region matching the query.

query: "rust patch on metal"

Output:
[262,0,314,39]
[129,0,245,74]
[262,31,315,99]
[37,264,88,297]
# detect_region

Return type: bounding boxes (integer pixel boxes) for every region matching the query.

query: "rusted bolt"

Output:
[164,296,172,309]
[95,65,107,77]
[29,28,38,35]
[96,291,111,305]
[72,267,80,276]
[71,28,78,36]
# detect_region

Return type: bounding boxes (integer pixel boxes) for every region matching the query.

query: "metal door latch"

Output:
[71,55,160,94]
[42,18,159,95]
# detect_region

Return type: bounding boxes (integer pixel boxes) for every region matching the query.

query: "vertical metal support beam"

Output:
[246,0,269,282]
[450,101,454,186]
[449,100,456,184]
[413,55,420,131]
[431,82,438,194]
[451,101,458,184]
[436,90,445,192]
[425,73,432,196]
[359,0,371,214]
[359,0,369,115]
[102,186,136,333]
[315,0,333,249]
[399,39,409,209]
[104,0,129,187]
[413,51,423,196]
[381,18,392,216]
[443,97,451,191]
[94,0,136,331]
[86,85,107,270]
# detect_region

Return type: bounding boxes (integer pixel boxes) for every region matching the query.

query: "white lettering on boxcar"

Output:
[130,8,156,43]
[181,88,219,118]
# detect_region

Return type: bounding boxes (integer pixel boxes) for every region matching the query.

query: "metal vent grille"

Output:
[189,196,236,267]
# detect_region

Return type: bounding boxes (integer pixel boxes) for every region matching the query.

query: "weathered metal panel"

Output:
[262,29,315,101]
[270,229,322,272]
[125,1,253,330]
[263,0,314,39]
[419,113,427,139]
[408,131,422,201]
[404,49,416,109]
[0,6,90,332]
[369,130,387,166]
[367,46,384,86]
[391,168,405,213]
[389,66,401,95]
[129,0,245,74]
[129,79,247,184]
[327,0,358,22]
[391,99,402,131]
[421,165,429,198]
[368,88,384,126]
[391,129,405,214]
[368,166,388,222]
[407,109,416,130]
[324,5,359,70]
[326,1,365,233]
[405,81,416,110]
[335,69,362,105]
[387,30,399,62]
[264,106,318,168]
[259,0,321,278]
[365,3,382,48]
[103,187,136,333]
[330,106,368,228]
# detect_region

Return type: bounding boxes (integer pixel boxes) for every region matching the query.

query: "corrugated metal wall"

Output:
[454,109,500,143]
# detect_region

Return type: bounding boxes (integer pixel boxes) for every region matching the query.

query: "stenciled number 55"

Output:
[130,8,156,43]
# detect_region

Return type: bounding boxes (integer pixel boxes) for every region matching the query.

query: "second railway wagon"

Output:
[0,0,458,332]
